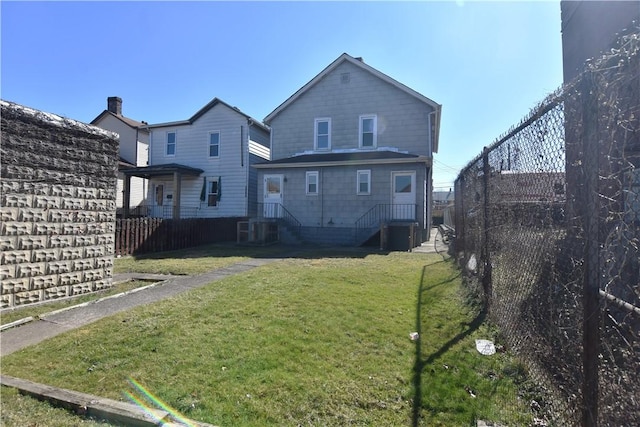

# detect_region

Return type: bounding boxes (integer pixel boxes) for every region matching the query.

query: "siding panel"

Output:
[148,103,262,218]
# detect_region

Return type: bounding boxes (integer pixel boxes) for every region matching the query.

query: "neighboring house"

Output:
[91,97,149,216]
[432,189,455,225]
[255,53,441,246]
[122,98,270,219]
[492,171,565,204]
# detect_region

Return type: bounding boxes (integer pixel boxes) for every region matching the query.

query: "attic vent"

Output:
[341,73,350,84]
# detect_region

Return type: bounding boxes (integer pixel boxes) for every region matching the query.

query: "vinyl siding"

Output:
[148,103,257,218]
[269,61,436,160]
[93,114,149,209]
[247,125,271,217]
[258,163,429,229]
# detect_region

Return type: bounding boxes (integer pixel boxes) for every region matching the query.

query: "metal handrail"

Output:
[355,204,417,240]
[257,203,302,237]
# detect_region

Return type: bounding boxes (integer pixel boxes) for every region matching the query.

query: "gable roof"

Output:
[91,110,150,132]
[145,97,269,132]
[263,53,441,152]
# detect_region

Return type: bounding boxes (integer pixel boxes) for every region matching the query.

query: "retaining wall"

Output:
[1,100,119,309]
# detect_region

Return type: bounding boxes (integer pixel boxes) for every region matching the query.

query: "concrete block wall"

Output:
[0,100,119,309]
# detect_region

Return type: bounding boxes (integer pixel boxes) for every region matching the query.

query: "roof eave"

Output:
[432,104,442,154]
[254,156,432,169]
[91,110,150,132]
[145,97,268,132]
[264,53,441,123]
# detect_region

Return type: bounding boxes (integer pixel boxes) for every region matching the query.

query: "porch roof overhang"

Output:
[253,150,432,169]
[121,163,204,179]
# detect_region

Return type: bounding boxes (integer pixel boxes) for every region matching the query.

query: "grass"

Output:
[2,243,286,327]
[0,386,116,427]
[113,242,286,275]
[1,247,534,426]
[0,280,154,327]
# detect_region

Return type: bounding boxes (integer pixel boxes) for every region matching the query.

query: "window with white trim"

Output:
[166,132,176,156]
[209,132,220,158]
[306,171,319,195]
[314,118,331,150]
[357,170,371,195]
[359,115,377,148]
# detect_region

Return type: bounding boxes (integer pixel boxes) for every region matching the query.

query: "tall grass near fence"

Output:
[454,26,639,425]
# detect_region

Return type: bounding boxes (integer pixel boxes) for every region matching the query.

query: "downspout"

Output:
[147,129,153,207]
[241,124,246,217]
[320,167,324,227]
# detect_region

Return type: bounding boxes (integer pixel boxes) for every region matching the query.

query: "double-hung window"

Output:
[166,132,176,156]
[314,118,331,151]
[357,170,371,195]
[306,171,319,195]
[359,115,377,148]
[209,132,220,158]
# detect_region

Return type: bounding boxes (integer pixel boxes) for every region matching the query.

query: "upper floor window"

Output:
[357,170,371,195]
[359,115,377,148]
[315,118,331,151]
[306,171,319,195]
[209,132,220,158]
[166,132,176,156]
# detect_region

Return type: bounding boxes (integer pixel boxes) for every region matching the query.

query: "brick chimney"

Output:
[107,97,122,115]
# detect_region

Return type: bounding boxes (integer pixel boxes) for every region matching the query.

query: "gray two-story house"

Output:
[255,53,441,246]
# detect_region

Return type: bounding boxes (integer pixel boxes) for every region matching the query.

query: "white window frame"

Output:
[314,118,331,151]
[207,177,220,207]
[357,170,371,195]
[208,131,220,158]
[359,115,377,148]
[306,171,319,195]
[166,131,176,156]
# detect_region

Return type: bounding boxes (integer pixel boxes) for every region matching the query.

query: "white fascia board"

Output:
[253,156,432,169]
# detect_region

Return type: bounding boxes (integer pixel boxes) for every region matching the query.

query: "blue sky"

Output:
[1,1,563,190]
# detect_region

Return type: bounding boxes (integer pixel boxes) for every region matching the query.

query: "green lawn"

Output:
[1,243,285,327]
[1,248,534,426]
[0,386,116,427]
[112,242,287,275]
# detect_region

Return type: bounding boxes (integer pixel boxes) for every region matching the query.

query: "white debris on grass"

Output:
[475,339,496,355]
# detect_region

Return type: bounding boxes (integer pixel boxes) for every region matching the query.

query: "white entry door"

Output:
[392,171,416,220]
[263,175,283,218]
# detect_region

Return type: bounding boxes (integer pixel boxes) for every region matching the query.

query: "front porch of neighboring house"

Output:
[121,163,204,219]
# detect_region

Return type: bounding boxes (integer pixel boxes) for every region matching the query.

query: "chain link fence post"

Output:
[482,148,492,311]
[580,70,601,427]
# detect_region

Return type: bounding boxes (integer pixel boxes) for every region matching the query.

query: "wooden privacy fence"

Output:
[115,217,245,256]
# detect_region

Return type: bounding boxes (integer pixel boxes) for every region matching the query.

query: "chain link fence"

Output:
[454,26,639,426]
